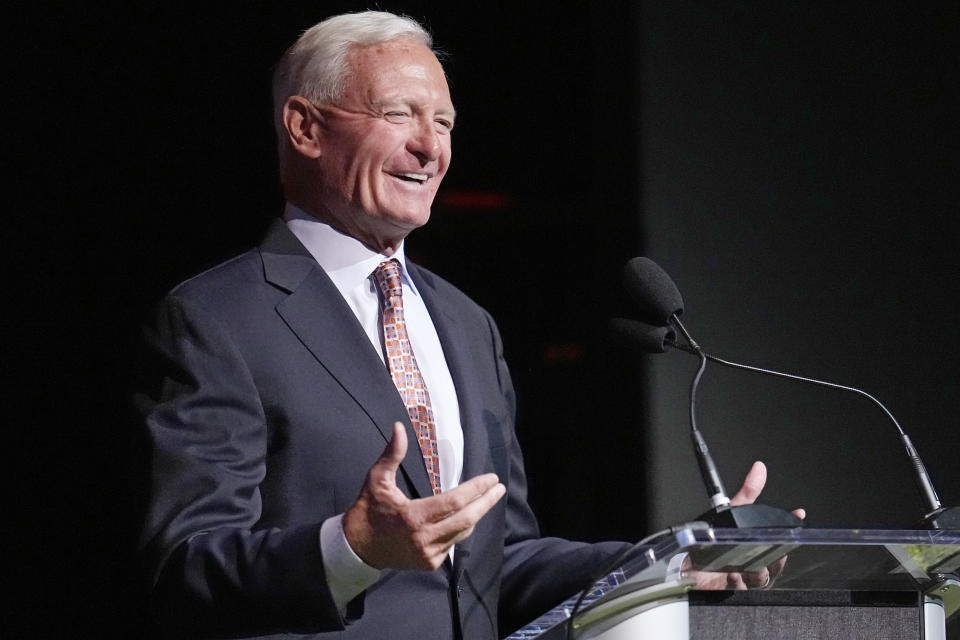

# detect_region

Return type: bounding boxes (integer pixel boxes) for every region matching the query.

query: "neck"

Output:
[285,198,404,257]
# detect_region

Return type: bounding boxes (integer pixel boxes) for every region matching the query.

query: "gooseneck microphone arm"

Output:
[620,255,954,528]
[664,336,944,518]
[621,258,802,526]
[673,314,731,509]
[670,314,698,351]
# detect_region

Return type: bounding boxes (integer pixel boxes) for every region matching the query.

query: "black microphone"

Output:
[613,317,800,527]
[608,318,675,354]
[621,259,800,527]
[622,257,684,326]
[618,257,958,530]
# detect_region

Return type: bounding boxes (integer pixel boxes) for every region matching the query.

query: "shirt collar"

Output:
[282,202,420,297]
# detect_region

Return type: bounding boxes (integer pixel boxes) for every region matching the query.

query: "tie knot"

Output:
[374,259,403,299]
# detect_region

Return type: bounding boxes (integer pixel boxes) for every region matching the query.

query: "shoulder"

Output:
[157,251,277,327]
[169,250,264,301]
[164,220,314,315]
[142,250,270,348]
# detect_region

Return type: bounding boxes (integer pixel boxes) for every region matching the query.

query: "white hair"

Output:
[272,11,434,140]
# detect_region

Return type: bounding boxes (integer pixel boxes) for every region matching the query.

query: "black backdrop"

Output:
[10,2,958,637]
[638,2,960,532]
[13,3,640,636]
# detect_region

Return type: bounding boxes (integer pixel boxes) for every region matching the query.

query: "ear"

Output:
[281,96,323,159]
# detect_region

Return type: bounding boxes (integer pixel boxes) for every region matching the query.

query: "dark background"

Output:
[640,2,960,530]
[11,1,959,637]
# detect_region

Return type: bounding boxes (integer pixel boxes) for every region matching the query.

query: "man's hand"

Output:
[690,461,805,590]
[730,460,806,519]
[342,422,506,570]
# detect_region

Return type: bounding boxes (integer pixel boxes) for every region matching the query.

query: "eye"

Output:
[385,111,410,123]
[435,118,454,132]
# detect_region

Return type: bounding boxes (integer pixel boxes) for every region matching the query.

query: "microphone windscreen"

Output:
[609,318,676,354]
[623,257,684,325]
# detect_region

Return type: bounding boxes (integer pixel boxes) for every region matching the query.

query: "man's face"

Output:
[313,38,454,250]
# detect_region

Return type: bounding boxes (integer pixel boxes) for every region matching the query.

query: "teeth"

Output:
[398,172,428,182]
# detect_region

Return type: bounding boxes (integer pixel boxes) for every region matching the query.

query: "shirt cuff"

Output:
[319,514,382,612]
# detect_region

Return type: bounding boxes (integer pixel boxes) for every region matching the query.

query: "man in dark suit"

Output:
[137,11,629,639]
[137,10,778,639]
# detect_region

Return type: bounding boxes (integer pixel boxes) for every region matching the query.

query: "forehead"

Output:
[345,38,452,102]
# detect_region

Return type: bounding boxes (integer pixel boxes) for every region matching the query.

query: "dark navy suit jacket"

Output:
[137,220,624,639]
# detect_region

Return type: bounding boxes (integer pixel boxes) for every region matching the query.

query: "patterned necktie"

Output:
[373,259,442,496]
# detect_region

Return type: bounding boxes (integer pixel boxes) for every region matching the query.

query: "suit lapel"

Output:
[409,265,492,479]
[410,265,497,566]
[259,221,435,499]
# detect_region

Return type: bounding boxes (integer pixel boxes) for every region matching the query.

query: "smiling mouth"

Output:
[391,172,429,185]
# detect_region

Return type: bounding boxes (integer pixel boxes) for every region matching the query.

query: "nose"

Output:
[406,118,442,163]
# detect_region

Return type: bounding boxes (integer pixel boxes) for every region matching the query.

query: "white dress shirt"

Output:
[283,203,465,612]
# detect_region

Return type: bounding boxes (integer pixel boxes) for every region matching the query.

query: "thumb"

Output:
[730,461,767,506]
[372,422,408,476]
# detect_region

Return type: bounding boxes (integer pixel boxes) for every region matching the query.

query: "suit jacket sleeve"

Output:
[136,292,346,636]
[483,308,630,637]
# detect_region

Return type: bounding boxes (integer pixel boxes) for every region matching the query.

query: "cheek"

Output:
[437,143,453,176]
[335,146,383,197]
[355,138,403,178]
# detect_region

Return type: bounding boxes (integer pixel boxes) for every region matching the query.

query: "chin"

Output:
[385,208,432,231]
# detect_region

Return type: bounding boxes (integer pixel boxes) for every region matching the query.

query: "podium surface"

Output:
[506,528,960,640]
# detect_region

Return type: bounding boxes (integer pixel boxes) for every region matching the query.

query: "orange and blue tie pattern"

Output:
[374,260,442,496]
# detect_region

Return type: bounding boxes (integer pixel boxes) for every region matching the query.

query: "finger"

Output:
[727,572,748,590]
[730,461,767,506]
[429,520,481,554]
[399,483,506,565]
[792,507,806,520]
[416,474,501,521]
[744,566,770,588]
[427,482,506,541]
[692,570,729,591]
[767,555,788,583]
[452,473,501,495]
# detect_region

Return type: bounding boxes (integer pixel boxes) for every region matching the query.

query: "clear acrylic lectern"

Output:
[505,528,960,640]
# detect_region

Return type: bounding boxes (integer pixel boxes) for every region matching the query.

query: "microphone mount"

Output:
[664,335,957,529]
[669,314,804,528]
[618,256,954,529]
